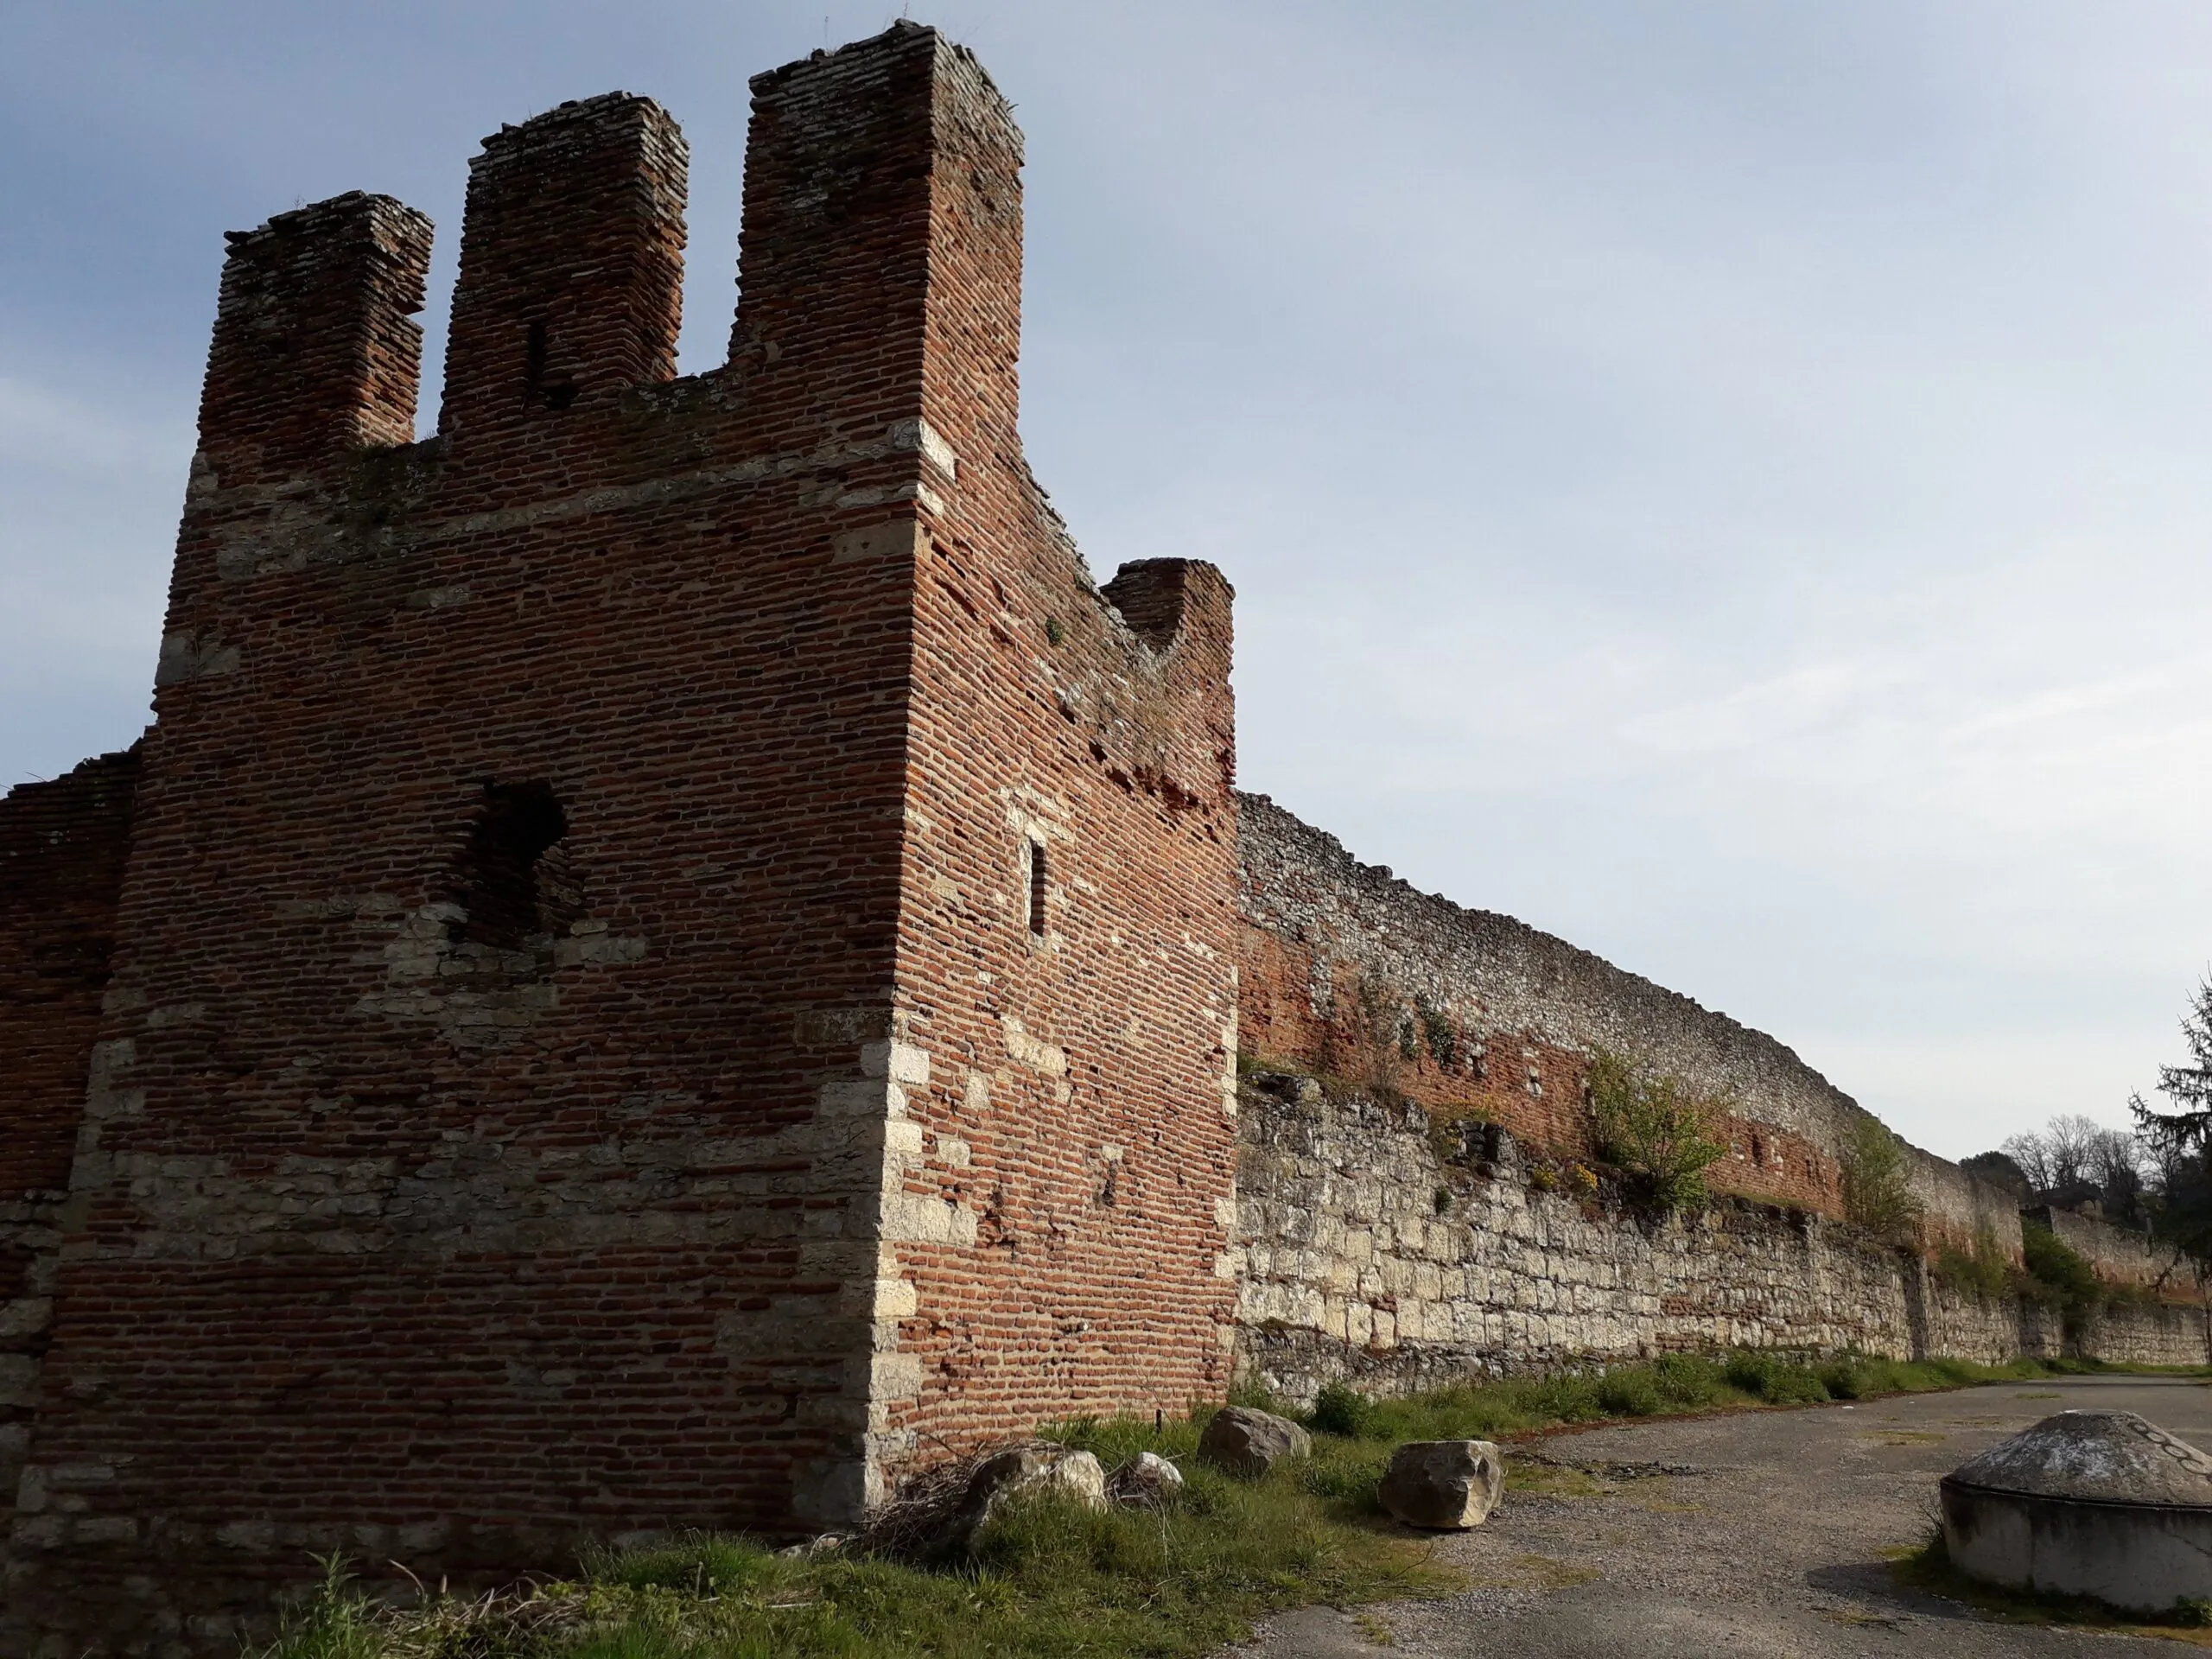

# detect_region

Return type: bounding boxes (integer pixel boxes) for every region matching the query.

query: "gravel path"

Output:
[1234,1374,2212,1657]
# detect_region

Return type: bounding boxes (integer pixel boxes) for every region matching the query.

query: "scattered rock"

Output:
[1110,1450,1186,1507]
[1378,1439,1505,1529]
[1198,1406,1313,1477]
[945,1445,1108,1551]
[775,1532,851,1559]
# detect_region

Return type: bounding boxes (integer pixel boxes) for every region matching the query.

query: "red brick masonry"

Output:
[2,26,1236,1652]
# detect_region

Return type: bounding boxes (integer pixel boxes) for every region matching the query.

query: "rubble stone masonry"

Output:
[0,21,2199,1657]
[1233,1082,2208,1408]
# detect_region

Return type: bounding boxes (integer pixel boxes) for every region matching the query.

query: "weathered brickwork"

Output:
[1235,792,2024,1254]
[1234,1080,2208,1407]
[0,751,140,1545]
[3,26,1235,1653]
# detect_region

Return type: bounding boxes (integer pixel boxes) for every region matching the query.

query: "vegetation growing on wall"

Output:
[2019,1218,2101,1311]
[1840,1115,1923,1243]
[1585,1049,1728,1211]
[1416,996,1457,1069]
[1932,1224,2012,1300]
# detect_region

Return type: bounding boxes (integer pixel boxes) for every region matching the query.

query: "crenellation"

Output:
[196,194,435,480]
[439,94,688,442]
[3,22,1248,1652]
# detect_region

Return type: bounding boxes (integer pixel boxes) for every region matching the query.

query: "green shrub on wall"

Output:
[1932,1224,2011,1300]
[1839,1115,1922,1243]
[1585,1050,1727,1211]
[2021,1220,2099,1307]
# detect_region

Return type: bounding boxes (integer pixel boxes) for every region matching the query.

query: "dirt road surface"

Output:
[1236,1374,2212,1657]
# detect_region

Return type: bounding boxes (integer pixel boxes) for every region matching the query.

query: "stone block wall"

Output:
[2067,1301,2209,1368]
[1233,1078,2208,1407]
[3,25,1237,1653]
[1235,1080,1916,1404]
[2027,1205,2194,1296]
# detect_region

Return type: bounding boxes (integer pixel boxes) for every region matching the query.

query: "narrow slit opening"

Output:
[524,319,577,410]
[1027,840,1047,937]
[524,320,548,402]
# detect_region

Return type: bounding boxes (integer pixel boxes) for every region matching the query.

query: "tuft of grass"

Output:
[1310,1382,1370,1438]
[258,1558,387,1659]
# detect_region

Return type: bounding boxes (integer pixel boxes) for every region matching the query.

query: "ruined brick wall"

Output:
[861,32,1241,1466]
[6,25,1236,1653]
[0,751,138,1541]
[1235,791,2019,1254]
[1234,1080,2205,1406]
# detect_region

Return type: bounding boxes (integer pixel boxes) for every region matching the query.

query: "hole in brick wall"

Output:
[524,319,577,410]
[453,781,582,947]
[1027,839,1047,937]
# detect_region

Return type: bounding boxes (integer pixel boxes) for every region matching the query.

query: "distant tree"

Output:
[2000,1129,2056,1194]
[2085,1124,2149,1224]
[1961,1150,2030,1199]
[2130,976,2212,1274]
[1999,1113,2150,1224]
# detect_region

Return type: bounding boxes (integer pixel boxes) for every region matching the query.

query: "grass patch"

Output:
[1892,1526,2212,1641]
[1301,1350,2097,1451]
[253,1416,1450,1659]
[251,1351,2212,1659]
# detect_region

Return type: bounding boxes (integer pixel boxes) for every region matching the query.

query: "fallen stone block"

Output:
[948,1445,1108,1551]
[1198,1406,1313,1477]
[1378,1439,1505,1529]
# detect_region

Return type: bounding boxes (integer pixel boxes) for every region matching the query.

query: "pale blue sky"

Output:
[7,1,2212,1158]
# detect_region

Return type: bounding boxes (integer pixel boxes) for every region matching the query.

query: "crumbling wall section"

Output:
[0,750,138,1541]
[2026,1205,2193,1296]
[1235,792,2020,1251]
